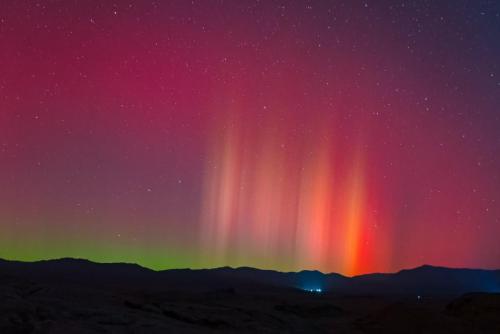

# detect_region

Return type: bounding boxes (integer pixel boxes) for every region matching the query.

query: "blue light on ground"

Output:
[304,288,322,293]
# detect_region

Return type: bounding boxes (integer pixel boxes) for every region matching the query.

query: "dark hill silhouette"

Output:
[1,258,499,333]
[1,258,498,296]
[345,265,500,295]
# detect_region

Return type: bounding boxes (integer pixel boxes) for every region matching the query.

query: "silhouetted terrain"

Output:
[0,258,499,333]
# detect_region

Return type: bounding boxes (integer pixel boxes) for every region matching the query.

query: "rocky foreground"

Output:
[0,259,499,333]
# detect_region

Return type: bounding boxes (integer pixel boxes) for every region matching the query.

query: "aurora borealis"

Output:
[1,1,500,276]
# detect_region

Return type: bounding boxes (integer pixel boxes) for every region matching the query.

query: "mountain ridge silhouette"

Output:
[1,257,499,295]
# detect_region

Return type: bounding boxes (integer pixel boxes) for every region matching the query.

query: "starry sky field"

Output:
[1,0,499,275]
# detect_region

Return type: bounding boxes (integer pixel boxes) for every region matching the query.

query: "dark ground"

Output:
[1,259,499,333]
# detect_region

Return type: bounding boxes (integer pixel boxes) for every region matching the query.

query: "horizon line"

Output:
[1,256,498,278]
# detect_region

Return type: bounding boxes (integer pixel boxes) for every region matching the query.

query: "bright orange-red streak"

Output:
[200,115,370,274]
[343,163,365,276]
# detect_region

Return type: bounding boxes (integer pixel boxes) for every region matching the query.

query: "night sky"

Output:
[1,0,500,275]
